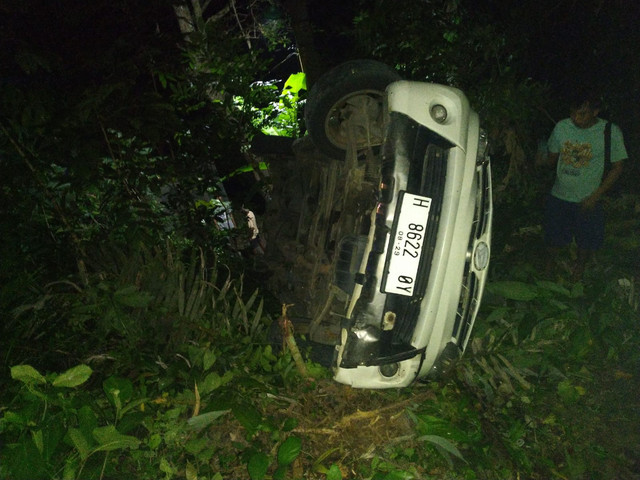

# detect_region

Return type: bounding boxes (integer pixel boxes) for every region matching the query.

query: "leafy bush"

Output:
[0,241,313,480]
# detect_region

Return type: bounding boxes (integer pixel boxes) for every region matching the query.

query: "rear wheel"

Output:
[305,60,401,160]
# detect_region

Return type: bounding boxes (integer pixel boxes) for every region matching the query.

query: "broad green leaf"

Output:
[487,281,538,301]
[559,379,585,399]
[2,411,26,425]
[40,416,66,462]
[282,417,298,432]
[247,451,270,480]
[68,428,93,461]
[147,433,162,450]
[186,461,198,480]
[62,456,79,480]
[160,457,177,476]
[277,436,302,466]
[326,464,342,480]
[52,364,92,388]
[548,299,570,311]
[283,72,307,94]
[233,403,262,434]
[164,407,183,420]
[187,410,230,430]
[92,425,140,451]
[11,365,46,385]
[188,344,204,368]
[77,405,98,441]
[103,376,133,406]
[410,412,471,444]
[103,376,144,421]
[199,372,222,395]
[484,306,509,324]
[185,437,208,455]
[221,370,234,385]
[535,280,571,297]
[203,349,217,370]
[557,379,580,404]
[418,434,467,464]
[31,430,44,455]
[380,470,414,480]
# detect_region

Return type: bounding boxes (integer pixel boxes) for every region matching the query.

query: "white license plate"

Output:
[383,192,432,296]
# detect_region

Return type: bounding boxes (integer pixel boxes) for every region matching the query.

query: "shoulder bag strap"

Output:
[604,121,612,165]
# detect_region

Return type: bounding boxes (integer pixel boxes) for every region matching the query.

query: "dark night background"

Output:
[1,2,640,479]
[1,0,638,264]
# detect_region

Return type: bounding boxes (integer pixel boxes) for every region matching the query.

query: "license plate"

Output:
[383,192,432,296]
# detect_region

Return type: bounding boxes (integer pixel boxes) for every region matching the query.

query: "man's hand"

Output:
[580,193,599,210]
[581,161,625,210]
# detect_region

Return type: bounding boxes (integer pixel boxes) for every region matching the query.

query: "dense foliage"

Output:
[0,0,280,287]
[2,200,639,479]
[1,0,639,479]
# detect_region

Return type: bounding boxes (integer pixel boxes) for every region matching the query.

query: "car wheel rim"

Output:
[324,90,386,151]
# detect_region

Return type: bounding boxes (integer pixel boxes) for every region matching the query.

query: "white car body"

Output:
[330,81,493,388]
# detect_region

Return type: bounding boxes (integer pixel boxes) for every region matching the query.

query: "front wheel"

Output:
[304,60,401,160]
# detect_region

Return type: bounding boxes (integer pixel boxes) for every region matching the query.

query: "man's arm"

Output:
[581,160,625,209]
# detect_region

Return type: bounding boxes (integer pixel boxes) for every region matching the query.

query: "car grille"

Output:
[381,114,451,347]
[452,162,492,349]
[452,270,479,347]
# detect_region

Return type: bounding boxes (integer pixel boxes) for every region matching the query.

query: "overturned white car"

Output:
[265,60,492,388]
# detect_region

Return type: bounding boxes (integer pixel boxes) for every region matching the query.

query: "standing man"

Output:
[538,93,627,280]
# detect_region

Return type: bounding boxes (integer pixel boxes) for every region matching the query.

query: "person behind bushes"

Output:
[242,205,265,255]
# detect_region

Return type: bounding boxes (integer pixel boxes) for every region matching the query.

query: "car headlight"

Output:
[430,104,448,124]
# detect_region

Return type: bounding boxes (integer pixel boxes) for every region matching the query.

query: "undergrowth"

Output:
[1,195,639,480]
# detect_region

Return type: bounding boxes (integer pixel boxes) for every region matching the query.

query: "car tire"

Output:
[305,59,401,160]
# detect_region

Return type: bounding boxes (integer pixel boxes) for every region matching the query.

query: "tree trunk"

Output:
[280,0,326,87]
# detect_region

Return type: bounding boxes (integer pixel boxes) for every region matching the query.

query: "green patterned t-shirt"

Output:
[548,118,627,202]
